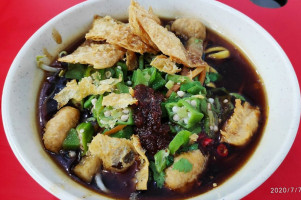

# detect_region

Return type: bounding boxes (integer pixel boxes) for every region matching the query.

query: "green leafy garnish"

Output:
[150,161,165,188]
[65,64,86,80]
[173,158,193,173]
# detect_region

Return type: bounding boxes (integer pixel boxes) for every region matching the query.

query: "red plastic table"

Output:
[0,0,300,199]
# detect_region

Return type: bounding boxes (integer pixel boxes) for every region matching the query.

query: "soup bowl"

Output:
[2,0,300,199]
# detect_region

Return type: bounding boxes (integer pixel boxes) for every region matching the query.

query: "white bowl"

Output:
[2,0,300,199]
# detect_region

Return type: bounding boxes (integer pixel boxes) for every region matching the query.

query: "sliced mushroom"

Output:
[221,99,261,146]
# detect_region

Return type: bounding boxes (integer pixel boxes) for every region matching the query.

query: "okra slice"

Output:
[76,122,94,155]
[154,149,170,173]
[169,130,192,155]
[165,99,204,129]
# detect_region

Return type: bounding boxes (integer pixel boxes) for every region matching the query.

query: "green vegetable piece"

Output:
[110,126,133,139]
[168,130,192,155]
[151,72,166,90]
[116,83,129,93]
[208,72,221,82]
[166,155,174,167]
[65,64,86,80]
[180,81,196,91]
[132,69,149,86]
[165,99,204,129]
[93,95,104,127]
[116,62,128,79]
[150,161,165,188]
[62,129,80,150]
[180,81,206,95]
[230,93,246,101]
[76,122,94,155]
[84,65,95,77]
[178,143,199,154]
[166,74,191,84]
[154,149,170,173]
[147,67,157,84]
[84,95,96,109]
[139,54,144,69]
[165,80,175,90]
[173,158,193,173]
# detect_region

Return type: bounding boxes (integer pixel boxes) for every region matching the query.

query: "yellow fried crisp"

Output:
[102,93,137,109]
[85,16,155,54]
[150,55,181,74]
[129,0,160,50]
[88,134,149,190]
[131,135,149,190]
[58,42,125,69]
[129,0,206,69]
[89,134,135,173]
[54,76,121,108]
[126,50,138,70]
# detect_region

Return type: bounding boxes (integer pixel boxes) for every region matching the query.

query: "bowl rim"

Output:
[2,0,301,199]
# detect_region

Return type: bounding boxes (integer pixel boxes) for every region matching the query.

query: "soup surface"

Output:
[38,1,267,199]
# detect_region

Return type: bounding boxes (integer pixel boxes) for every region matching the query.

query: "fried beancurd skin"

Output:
[73,155,102,183]
[129,0,160,51]
[85,16,156,54]
[150,55,181,74]
[43,106,80,153]
[165,150,207,191]
[58,42,126,69]
[221,99,261,146]
[129,0,206,69]
[131,135,149,190]
[126,50,138,71]
[89,134,136,173]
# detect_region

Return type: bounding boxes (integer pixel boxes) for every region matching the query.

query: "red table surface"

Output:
[0,0,300,199]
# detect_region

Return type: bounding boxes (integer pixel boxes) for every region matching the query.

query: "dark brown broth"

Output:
[37,25,267,199]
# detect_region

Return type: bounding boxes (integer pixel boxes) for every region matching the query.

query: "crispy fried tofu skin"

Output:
[54,76,121,108]
[73,155,102,183]
[85,16,156,54]
[43,106,80,153]
[89,134,136,173]
[126,50,138,71]
[129,0,206,69]
[58,42,126,69]
[150,55,181,74]
[131,135,149,190]
[221,99,261,146]
[129,0,160,51]
[165,150,207,191]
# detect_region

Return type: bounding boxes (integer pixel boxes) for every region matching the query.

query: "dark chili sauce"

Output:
[37,21,267,199]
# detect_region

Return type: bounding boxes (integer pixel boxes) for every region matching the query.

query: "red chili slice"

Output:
[201,138,213,148]
[217,143,228,157]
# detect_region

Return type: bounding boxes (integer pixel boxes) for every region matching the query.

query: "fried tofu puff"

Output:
[165,150,207,191]
[43,106,80,153]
